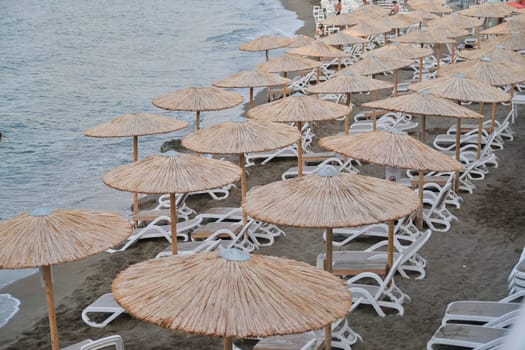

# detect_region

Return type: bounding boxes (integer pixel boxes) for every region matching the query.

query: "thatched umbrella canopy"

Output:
[391,29,454,75]
[440,56,525,86]
[483,31,525,51]
[256,54,322,77]
[307,72,394,134]
[343,22,393,38]
[320,13,364,26]
[352,4,391,17]
[287,35,316,48]
[409,0,448,7]
[85,113,188,161]
[113,250,352,350]
[212,70,291,109]
[409,73,512,103]
[103,152,241,255]
[403,9,438,21]
[0,208,131,350]
[182,119,300,224]
[382,15,421,30]
[287,40,349,59]
[481,19,525,35]
[427,23,470,39]
[364,42,432,59]
[239,35,294,61]
[85,112,188,223]
[247,95,350,176]
[321,31,367,46]
[458,3,514,18]
[458,44,525,64]
[244,169,420,273]
[152,87,244,130]
[419,5,453,14]
[319,130,464,208]
[430,13,484,29]
[363,90,483,152]
[338,55,413,95]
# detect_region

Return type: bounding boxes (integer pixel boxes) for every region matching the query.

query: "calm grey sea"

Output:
[0,0,302,327]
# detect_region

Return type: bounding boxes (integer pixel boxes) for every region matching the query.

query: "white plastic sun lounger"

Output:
[442,299,522,326]
[62,335,125,350]
[81,294,126,328]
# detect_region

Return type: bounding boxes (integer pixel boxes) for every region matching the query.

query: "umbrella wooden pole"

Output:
[265,50,269,62]
[455,118,461,194]
[394,69,399,97]
[325,227,333,273]
[477,118,483,160]
[196,111,201,130]
[476,26,481,49]
[372,108,377,131]
[170,193,178,255]
[297,121,303,177]
[338,58,342,71]
[509,85,515,112]
[490,102,496,132]
[419,57,423,82]
[480,102,485,116]
[345,93,352,135]
[43,265,60,350]
[325,324,332,350]
[317,67,321,85]
[417,170,424,230]
[249,87,254,109]
[455,118,461,162]
[133,136,139,227]
[436,45,441,77]
[387,220,394,273]
[419,115,426,142]
[240,154,248,226]
[224,337,233,350]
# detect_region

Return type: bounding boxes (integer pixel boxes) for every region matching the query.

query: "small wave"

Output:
[0,294,21,328]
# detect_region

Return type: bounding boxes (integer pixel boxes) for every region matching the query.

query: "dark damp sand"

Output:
[1,1,525,349]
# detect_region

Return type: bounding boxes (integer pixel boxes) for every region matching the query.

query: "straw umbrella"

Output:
[152,87,244,130]
[85,112,188,223]
[364,42,433,82]
[0,209,131,350]
[306,72,394,134]
[256,54,322,78]
[113,250,353,350]
[239,35,294,61]
[103,152,241,255]
[244,169,420,276]
[182,119,300,225]
[409,73,511,159]
[362,90,483,161]
[247,95,351,176]
[319,130,464,226]
[343,22,393,48]
[352,4,391,17]
[338,55,414,95]
[430,14,484,47]
[458,2,514,19]
[321,31,366,47]
[440,56,525,125]
[287,40,349,73]
[483,31,525,51]
[458,44,525,64]
[404,9,439,21]
[212,70,291,109]
[287,35,316,48]
[320,13,364,27]
[391,29,454,76]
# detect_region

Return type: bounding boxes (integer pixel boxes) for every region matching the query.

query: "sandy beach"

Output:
[1,0,525,349]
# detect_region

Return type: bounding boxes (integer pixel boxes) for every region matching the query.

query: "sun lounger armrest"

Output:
[502,290,525,303]
[346,272,384,285]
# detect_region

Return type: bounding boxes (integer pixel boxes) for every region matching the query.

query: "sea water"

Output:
[0,0,302,327]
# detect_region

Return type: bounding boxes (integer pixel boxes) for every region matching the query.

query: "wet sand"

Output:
[1,1,525,349]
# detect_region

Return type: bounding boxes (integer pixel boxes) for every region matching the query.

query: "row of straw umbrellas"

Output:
[1,0,524,349]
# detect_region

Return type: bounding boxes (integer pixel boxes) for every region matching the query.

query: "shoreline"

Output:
[2,1,525,350]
